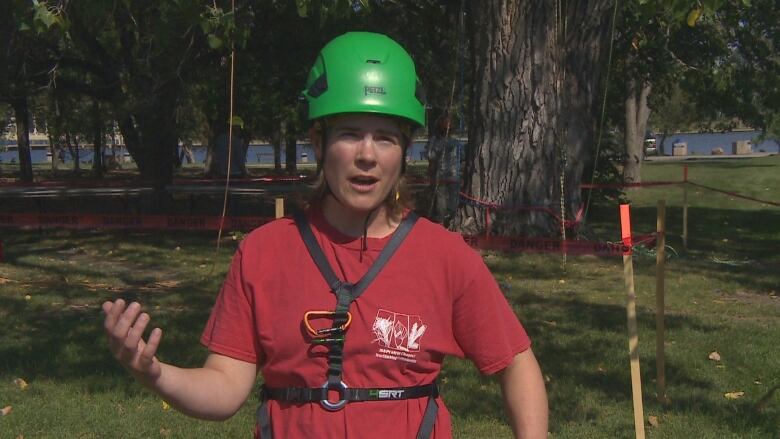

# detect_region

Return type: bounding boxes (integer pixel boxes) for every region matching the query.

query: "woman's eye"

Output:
[376,136,400,146]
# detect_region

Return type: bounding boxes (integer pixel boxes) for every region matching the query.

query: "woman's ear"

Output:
[309,125,323,162]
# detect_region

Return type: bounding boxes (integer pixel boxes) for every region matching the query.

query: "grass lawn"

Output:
[1,156,778,438]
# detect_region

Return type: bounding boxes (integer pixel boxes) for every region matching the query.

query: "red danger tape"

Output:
[581,181,684,189]
[0,213,273,231]
[687,181,780,207]
[1,212,653,256]
[461,235,650,256]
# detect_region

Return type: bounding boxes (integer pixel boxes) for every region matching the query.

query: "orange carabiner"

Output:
[304,310,353,338]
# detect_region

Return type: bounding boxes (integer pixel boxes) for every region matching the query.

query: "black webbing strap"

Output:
[263,382,438,402]
[257,384,439,439]
[295,210,419,386]
[255,211,439,439]
[417,396,439,439]
[293,210,419,301]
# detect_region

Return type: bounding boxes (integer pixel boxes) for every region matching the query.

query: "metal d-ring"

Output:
[320,380,349,411]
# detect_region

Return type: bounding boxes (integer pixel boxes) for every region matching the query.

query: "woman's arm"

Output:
[498,349,549,439]
[103,299,257,421]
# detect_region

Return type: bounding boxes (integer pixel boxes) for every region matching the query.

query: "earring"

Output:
[395,190,400,202]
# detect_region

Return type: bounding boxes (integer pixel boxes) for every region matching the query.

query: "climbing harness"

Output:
[256,211,440,439]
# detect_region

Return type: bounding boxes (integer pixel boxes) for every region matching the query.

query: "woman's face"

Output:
[314,114,405,218]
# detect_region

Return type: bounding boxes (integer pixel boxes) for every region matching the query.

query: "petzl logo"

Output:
[364,86,386,96]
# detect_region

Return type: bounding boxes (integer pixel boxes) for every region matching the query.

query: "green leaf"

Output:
[229,116,245,128]
[207,34,223,49]
[34,4,57,29]
[296,0,308,17]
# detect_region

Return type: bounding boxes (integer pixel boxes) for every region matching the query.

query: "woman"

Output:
[103,32,547,438]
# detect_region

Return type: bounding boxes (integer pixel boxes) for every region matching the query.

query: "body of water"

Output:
[1,131,777,165]
[654,130,779,155]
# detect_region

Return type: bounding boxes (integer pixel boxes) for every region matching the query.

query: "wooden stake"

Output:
[620,204,646,439]
[682,164,688,251]
[682,184,688,251]
[275,198,284,219]
[655,200,667,404]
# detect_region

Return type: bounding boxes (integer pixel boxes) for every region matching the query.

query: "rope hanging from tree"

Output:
[427,0,466,220]
[554,0,569,270]
[583,0,621,221]
[216,0,237,253]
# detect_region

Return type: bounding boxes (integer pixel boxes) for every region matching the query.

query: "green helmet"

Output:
[302,32,425,128]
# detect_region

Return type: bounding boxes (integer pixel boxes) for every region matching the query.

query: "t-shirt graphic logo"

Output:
[372,309,427,352]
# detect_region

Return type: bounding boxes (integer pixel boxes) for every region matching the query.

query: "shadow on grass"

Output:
[439,288,778,436]
[684,160,780,170]
[0,282,217,382]
[0,230,232,397]
[523,291,777,436]
[1,224,777,435]
[632,206,780,293]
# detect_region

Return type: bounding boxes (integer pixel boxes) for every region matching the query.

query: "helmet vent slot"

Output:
[307,74,328,98]
[366,59,381,64]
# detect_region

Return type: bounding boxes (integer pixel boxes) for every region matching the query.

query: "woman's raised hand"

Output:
[102,299,163,386]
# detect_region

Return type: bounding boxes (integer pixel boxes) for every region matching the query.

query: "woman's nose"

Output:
[355,135,377,162]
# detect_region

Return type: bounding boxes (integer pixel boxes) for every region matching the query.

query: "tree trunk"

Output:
[272,124,283,172]
[273,141,282,171]
[118,116,142,170]
[92,99,104,178]
[48,133,59,172]
[12,97,33,182]
[623,78,651,184]
[68,133,81,175]
[453,0,612,236]
[118,84,179,197]
[285,131,297,174]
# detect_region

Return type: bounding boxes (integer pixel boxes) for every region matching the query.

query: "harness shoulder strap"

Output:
[294,210,419,300]
[293,211,342,290]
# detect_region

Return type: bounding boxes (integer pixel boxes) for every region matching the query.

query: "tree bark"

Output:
[12,97,33,182]
[66,132,81,175]
[285,130,297,174]
[273,136,282,172]
[92,99,104,177]
[623,78,651,184]
[454,0,612,236]
[47,133,59,172]
[118,115,142,171]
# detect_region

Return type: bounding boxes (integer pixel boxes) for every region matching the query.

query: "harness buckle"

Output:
[319,380,349,411]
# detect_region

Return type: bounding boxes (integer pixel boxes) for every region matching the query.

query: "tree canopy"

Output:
[1,0,775,233]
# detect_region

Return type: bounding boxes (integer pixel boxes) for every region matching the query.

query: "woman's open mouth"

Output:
[349,175,379,192]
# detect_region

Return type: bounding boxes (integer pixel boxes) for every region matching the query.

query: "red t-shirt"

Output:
[201,209,531,438]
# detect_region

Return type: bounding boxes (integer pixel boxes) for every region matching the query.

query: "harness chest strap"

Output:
[256,211,439,439]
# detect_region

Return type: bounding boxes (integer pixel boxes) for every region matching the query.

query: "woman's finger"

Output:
[103,299,126,333]
[139,327,163,368]
[124,312,150,353]
[112,302,142,342]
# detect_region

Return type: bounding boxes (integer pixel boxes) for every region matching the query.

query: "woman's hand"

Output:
[102,299,163,387]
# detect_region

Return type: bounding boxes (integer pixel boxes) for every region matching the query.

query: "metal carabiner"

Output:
[320,380,349,411]
[304,310,352,338]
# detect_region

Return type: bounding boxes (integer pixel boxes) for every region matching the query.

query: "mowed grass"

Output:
[1,156,779,438]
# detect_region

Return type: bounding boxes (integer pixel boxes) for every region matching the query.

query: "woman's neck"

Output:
[321,197,400,238]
